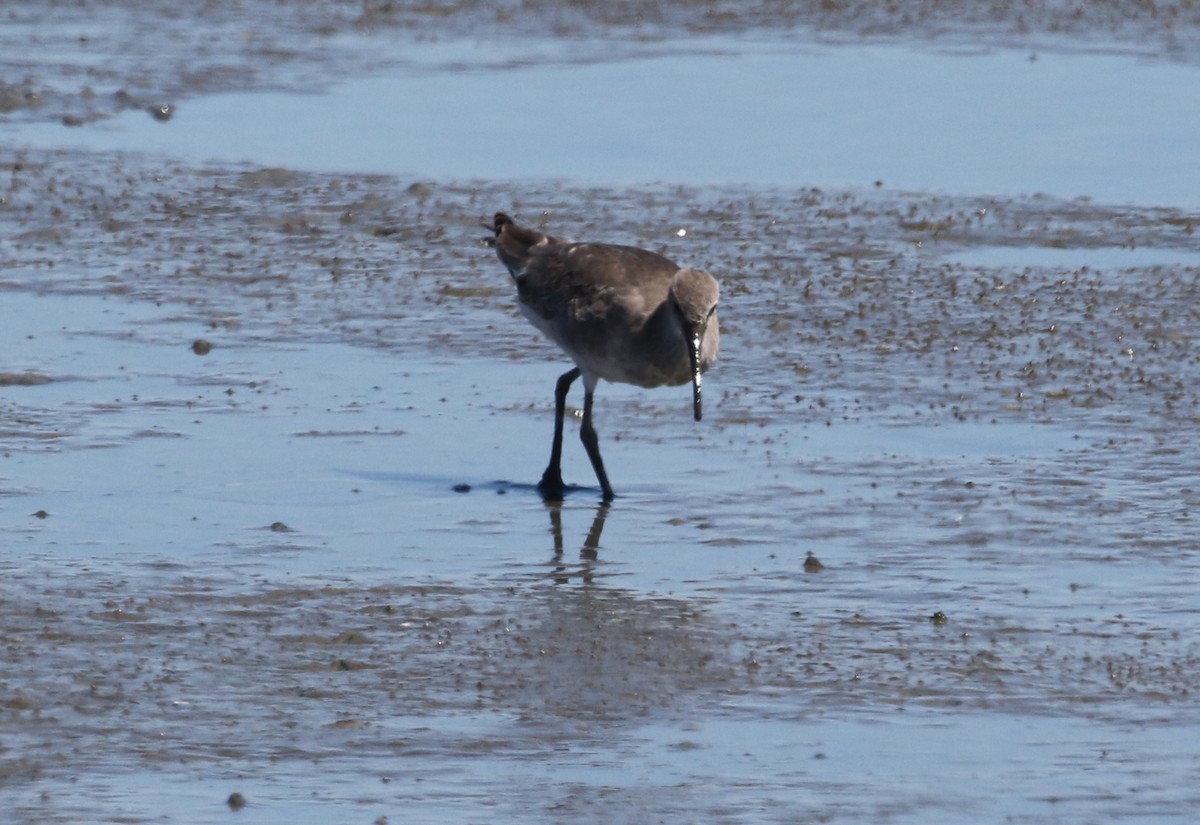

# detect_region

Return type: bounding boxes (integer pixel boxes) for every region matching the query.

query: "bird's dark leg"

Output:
[579,386,615,502]
[538,367,580,501]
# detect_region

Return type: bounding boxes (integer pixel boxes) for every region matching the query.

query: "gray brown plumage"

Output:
[490,212,720,501]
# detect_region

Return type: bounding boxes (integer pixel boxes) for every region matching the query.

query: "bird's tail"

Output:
[489,212,561,275]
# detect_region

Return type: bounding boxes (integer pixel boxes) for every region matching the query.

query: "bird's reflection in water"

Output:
[546,501,611,584]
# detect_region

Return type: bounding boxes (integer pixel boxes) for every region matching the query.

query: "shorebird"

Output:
[489,212,720,501]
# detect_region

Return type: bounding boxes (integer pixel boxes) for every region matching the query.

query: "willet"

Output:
[489,212,720,501]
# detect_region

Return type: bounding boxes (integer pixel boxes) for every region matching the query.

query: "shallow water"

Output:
[4,7,1200,825]
[5,237,1200,822]
[12,39,1200,207]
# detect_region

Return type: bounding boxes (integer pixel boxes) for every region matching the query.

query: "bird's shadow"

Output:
[498,479,608,501]
[340,469,607,501]
[544,499,611,585]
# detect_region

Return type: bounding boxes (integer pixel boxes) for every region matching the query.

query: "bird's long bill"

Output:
[689,330,703,422]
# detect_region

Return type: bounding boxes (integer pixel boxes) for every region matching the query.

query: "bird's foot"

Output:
[537,469,567,502]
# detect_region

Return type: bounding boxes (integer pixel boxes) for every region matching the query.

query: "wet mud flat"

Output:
[3,146,1200,822]
[5,2,1200,821]
[4,147,1199,425]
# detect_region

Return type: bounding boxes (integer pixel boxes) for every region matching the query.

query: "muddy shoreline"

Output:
[4,148,1199,430]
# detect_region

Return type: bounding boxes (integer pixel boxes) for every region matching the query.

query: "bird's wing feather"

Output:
[517,243,677,326]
